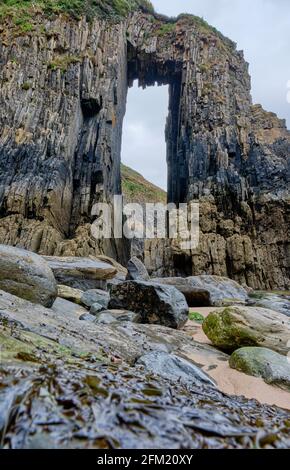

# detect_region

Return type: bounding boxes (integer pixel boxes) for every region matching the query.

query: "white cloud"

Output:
[122,83,168,189]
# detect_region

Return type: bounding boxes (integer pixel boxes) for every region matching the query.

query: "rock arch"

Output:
[0,10,289,289]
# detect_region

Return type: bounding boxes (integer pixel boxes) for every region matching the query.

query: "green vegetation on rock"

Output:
[0,0,155,22]
[0,325,108,367]
[202,307,260,352]
[0,1,232,49]
[189,311,205,324]
[122,164,167,204]
[48,54,82,73]
[155,22,176,36]
[202,305,290,356]
[229,347,290,391]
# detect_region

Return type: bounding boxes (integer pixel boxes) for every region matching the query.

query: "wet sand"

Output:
[183,307,290,411]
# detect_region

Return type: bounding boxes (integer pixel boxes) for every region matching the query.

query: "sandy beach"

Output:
[183,308,290,411]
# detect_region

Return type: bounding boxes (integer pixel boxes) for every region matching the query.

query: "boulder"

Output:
[188,276,249,306]
[98,310,142,323]
[58,285,84,305]
[109,281,189,329]
[254,292,290,317]
[152,277,210,307]
[43,256,117,290]
[127,256,150,281]
[79,313,96,322]
[51,298,88,317]
[0,289,142,364]
[95,255,128,281]
[0,245,57,307]
[203,306,290,355]
[89,309,142,325]
[137,351,216,388]
[94,312,117,325]
[81,289,110,309]
[90,303,105,315]
[229,347,290,391]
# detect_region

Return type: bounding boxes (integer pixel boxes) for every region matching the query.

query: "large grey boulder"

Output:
[109,281,189,329]
[43,256,117,290]
[188,276,249,306]
[203,305,290,355]
[0,245,57,307]
[137,351,216,388]
[229,347,290,391]
[127,256,150,281]
[254,292,290,317]
[152,275,249,307]
[152,277,210,307]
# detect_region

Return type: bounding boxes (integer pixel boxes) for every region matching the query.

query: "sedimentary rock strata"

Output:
[0,4,288,288]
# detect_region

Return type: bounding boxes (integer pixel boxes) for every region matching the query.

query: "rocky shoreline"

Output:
[0,244,289,449]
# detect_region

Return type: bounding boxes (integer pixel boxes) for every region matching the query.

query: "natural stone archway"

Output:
[0,8,289,289]
[127,40,183,204]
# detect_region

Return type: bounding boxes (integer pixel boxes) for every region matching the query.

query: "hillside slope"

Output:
[121,164,167,204]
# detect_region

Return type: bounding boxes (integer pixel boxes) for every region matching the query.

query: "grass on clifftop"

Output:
[0,0,154,21]
[122,164,167,204]
[0,1,234,50]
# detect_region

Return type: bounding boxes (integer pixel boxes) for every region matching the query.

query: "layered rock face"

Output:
[0,7,289,289]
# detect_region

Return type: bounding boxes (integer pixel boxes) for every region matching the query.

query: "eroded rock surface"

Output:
[187,276,249,306]
[52,297,88,317]
[127,256,150,281]
[57,285,84,305]
[97,309,142,323]
[0,245,57,307]
[137,351,216,388]
[153,275,249,306]
[81,289,110,309]
[43,256,117,290]
[0,288,290,449]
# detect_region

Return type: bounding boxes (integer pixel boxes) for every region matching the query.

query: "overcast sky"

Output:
[121,0,290,189]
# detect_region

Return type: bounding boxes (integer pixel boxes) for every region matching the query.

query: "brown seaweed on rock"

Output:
[1,360,290,450]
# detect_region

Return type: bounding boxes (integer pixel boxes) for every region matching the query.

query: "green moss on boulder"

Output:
[202,307,259,352]
[202,305,290,355]
[229,347,290,391]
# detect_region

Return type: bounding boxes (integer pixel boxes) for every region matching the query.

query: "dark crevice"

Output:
[81,96,102,118]
[69,114,101,237]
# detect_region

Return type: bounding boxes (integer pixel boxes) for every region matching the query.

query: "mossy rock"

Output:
[202,307,260,352]
[202,305,290,355]
[0,331,39,364]
[229,347,290,391]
